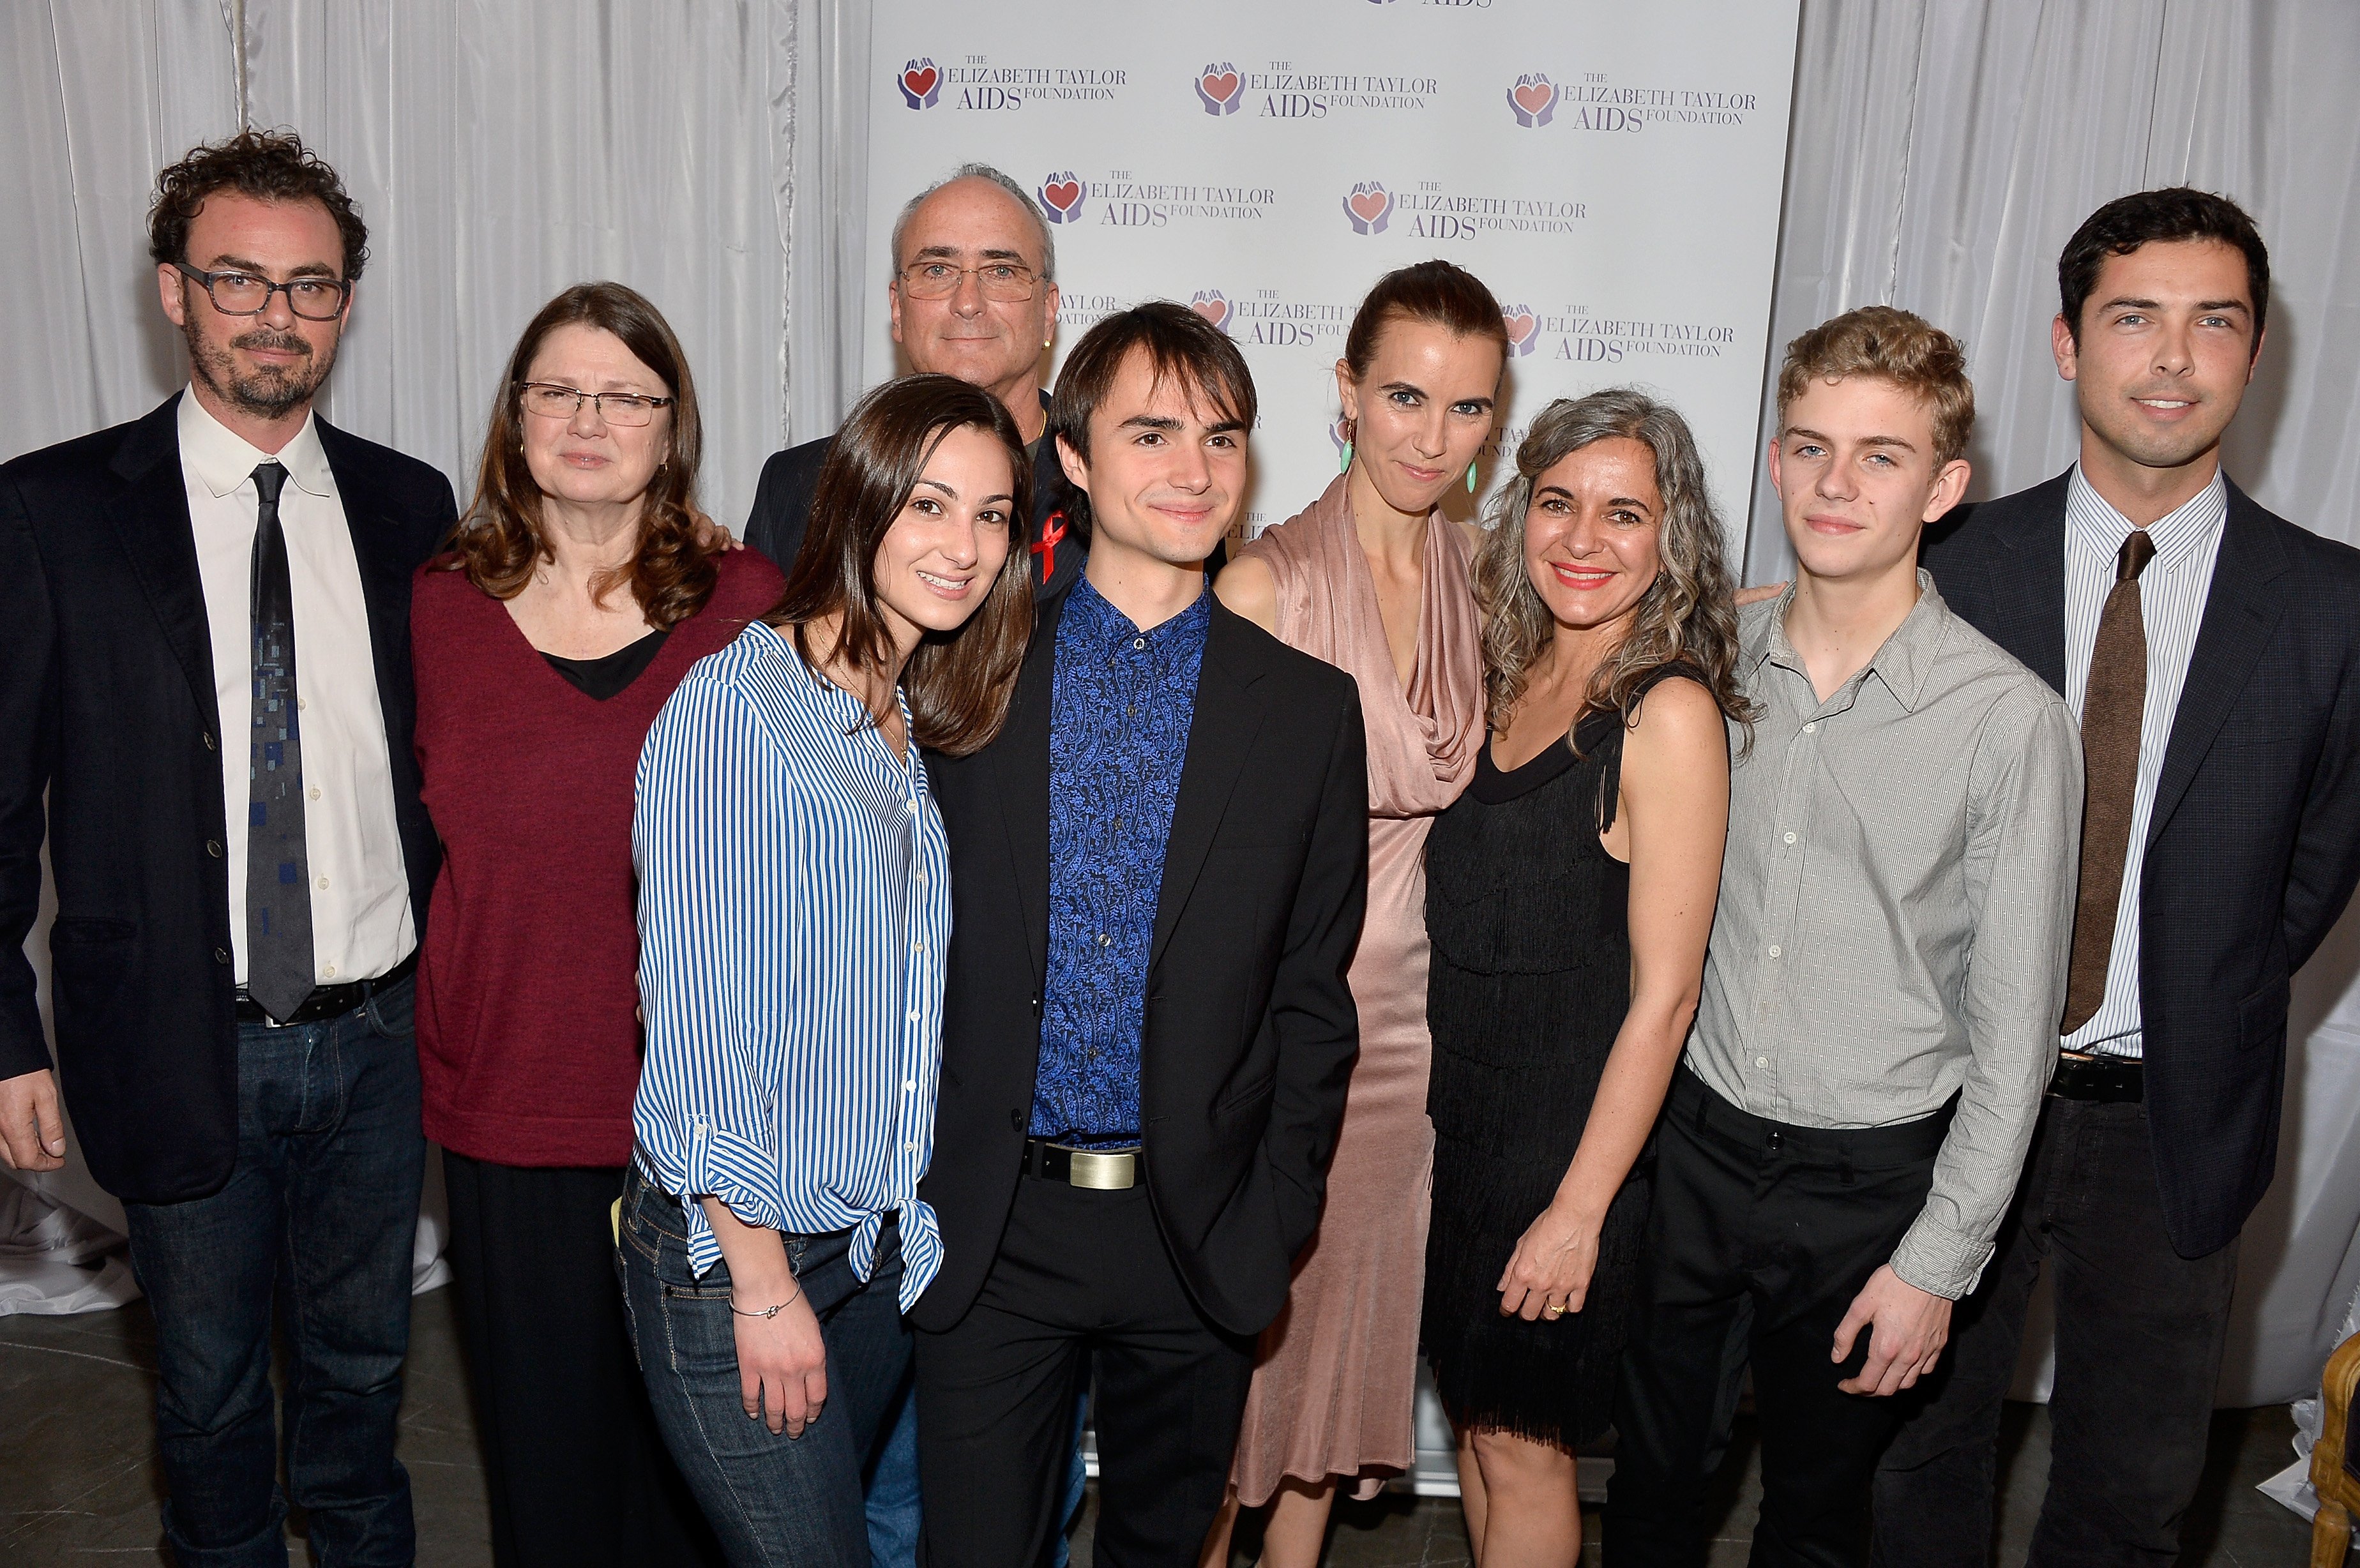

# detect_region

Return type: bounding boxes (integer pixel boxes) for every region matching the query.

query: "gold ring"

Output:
[1544,1304,1564,1318]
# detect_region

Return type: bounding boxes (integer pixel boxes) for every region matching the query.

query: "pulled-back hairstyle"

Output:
[443,283,717,629]
[2057,186,2269,354]
[1777,305,1974,468]
[766,375,1034,757]
[1343,258,1511,381]
[1474,388,1755,741]
[1048,301,1257,545]
[150,128,369,281]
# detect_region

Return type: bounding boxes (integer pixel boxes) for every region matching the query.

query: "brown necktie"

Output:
[2061,528,2158,1034]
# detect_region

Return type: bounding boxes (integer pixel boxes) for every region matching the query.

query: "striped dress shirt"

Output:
[631,621,948,1308]
[2061,467,2227,1060]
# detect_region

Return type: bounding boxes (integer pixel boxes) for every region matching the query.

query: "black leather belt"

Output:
[236,950,417,1027]
[2050,1051,2143,1103]
[1020,1136,1141,1190]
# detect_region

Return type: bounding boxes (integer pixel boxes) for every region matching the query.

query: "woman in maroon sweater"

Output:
[411,282,775,1568]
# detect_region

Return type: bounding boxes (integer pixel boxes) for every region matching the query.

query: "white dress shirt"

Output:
[179,389,415,987]
[2060,465,2228,1059]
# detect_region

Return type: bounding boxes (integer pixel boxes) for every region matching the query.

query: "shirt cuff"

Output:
[1889,1212,1994,1301]
[669,1117,788,1281]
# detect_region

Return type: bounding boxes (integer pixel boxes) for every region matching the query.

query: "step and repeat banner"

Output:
[864,0,1801,555]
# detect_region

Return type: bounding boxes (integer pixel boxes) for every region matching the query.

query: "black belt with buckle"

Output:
[2050,1051,2143,1103]
[236,949,418,1027]
[1020,1136,1141,1190]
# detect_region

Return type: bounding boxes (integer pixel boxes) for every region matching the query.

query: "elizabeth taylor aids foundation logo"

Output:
[1196,63,1243,116]
[1508,73,1557,127]
[898,58,942,110]
[1190,290,1233,333]
[1503,305,1539,357]
[1039,172,1087,225]
[1343,182,1393,235]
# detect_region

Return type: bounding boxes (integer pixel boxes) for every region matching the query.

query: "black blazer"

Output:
[1923,471,2360,1257]
[914,585,1370,1337]
[744,390,1085,600]
[0,394,455,1203]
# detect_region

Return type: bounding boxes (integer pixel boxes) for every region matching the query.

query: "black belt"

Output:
[236,949,417,1027]
[1020,1137,1141,1190]
[2049,1051,2142,1103]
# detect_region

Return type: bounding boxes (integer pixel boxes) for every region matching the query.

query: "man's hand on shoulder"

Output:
[1832,1263,1952,1396]
[0,1067,66,1172]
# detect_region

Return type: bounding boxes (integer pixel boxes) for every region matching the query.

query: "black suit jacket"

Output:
[0,394,455,1203]
[913,585,1370,1337]
[1923,471,2360,1257]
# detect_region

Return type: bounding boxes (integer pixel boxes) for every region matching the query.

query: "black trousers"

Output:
[1605,1071,1952,1568]
[1872,1097,2240,1567]
[914,1173,1255,1568]
[441,1150,723,1568]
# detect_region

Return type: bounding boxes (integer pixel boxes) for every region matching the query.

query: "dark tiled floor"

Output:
[1,1285,2347,1565]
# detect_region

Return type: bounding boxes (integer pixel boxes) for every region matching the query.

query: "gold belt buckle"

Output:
[1063,1146,1137,1190]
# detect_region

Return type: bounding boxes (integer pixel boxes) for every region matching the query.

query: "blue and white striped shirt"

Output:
[631,621,948,1309]
[2061,467,2227,1060]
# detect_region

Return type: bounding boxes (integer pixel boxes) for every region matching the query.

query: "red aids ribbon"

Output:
[1031,511,1069,580]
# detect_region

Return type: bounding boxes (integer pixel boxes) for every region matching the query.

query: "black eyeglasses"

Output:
[897,260,1041,303]
[516,382,676,428]
[174,262,352,320]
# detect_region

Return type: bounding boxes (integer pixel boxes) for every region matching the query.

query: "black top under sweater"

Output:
[541,629,669,701]
[1418,662,1700,1445]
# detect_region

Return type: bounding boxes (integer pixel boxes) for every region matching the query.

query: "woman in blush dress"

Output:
[1206,259,1506,1567]
[1421,389,1749,1564]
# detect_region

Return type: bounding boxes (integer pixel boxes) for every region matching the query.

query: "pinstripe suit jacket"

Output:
[1923,471,2360,1258]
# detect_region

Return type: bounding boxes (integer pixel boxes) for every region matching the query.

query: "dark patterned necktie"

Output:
[2061,527,2156,1034]
[245,461,315,1022]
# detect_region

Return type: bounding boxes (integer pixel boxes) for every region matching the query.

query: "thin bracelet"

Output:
[728,1279,803,1319]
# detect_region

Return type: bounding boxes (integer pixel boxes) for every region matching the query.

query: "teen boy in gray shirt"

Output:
[1604,306,2081,1566]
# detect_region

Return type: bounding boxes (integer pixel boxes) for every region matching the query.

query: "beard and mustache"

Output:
[181,314,339,419]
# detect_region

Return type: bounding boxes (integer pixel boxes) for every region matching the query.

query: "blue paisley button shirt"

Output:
[1032,577,1211,1148]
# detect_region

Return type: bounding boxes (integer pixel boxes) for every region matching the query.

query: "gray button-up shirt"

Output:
[1689,573,2082,1298]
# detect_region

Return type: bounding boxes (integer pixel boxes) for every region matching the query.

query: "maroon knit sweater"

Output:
[411,548,783,1166]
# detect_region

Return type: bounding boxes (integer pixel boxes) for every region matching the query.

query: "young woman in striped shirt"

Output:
[621,374,1033,1565]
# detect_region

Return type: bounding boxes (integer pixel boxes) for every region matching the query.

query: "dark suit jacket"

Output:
[1923,471,2360,1257]
[913,585,1370,1337]
[0,393,455,1203]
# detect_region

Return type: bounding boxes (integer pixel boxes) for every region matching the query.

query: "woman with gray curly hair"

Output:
[1419,388,1753,1563]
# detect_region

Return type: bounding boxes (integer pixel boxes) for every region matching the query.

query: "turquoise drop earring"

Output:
[1340,439,1354,474]
[1465,462,1478,494]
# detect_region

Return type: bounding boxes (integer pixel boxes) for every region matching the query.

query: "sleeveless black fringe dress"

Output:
[1418,665,1696,1445]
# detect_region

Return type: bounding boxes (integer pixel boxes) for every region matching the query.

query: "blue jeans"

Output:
[617,1165,912,1568]
[120,976,425,1568]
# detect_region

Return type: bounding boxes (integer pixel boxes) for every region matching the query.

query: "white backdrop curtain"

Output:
[5,0,2359,1414]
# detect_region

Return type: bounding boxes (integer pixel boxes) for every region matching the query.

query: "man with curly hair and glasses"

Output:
[0,130,454,1566]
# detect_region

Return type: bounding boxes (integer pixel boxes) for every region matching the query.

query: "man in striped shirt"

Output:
[1879,190,2360,1565]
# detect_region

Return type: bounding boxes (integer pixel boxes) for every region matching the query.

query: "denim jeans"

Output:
[865,1378,921,1568]
[120,976,425,1568]
[617,1165,912,1568]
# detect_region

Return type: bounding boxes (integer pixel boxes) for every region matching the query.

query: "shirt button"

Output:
[317,875,330,890]
[904,1141,917,1152]
[1767,944,1782,958]
[1097,933,1110,946]
[1111,816,1124,829]
[202,732,218,751]
[1783,831,1797,845]
[1126,705,1137,718]
[1756,1056,1769,1069]
[322,963,337,978]
[214,947,231,965]
[1132,637,1146,650]
[907,1009,919,1022]
[903,1080,916,1092]
[206,840,223,858]
[308,787,321,801]
[296,698,307,711]
[1803,721,1817,734]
